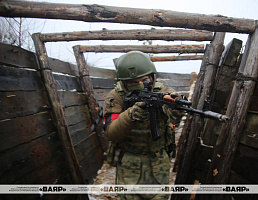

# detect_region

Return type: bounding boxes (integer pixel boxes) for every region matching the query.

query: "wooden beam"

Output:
[73,46,99,122]
[73,45,107,152]
[210,28,258,200]
[173,44,210,174]
[0,1,256,33]
[31,33,86,187]
[174,32,225,189]
[79,45,205,54]
[203,38,243,183]
[150,55,203,62]
[39,29,214,42]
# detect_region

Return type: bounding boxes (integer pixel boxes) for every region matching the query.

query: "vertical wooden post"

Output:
[73,45,107,152]
[173,44,210,172]
[209,38,243,112]
[32,34,86,187]
[173,32,225,192]
[73,45,99,121]
[209,28,258,200]
[203,38,243,185]
[201,38,242,147]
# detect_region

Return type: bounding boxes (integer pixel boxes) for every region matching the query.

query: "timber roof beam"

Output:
[38,29,214,42]
[0,0,256,33]
[77,44,205,54]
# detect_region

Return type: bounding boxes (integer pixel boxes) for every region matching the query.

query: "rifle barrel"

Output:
[178,106,229,122]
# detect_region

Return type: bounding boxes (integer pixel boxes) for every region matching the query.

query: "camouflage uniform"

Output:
[104,81,181,200]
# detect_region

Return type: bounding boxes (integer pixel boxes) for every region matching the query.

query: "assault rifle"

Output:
[124,80,229,141]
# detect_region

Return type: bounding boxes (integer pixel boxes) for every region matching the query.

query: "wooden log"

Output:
[79,45,205,54]
[210,38,243,112]
[209,28,258,200]
[32,33,86,186]
[192,45,212,109]
[0,1,256,33]
[73,46,100,121]
[173,32,225,189]
[151,55,203,62]
[73,45,108,152]
[39,29,214,42]
[201,38,242,148]
[173,45,211,175]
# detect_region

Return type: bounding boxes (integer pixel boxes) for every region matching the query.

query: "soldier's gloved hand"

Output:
[162,104,185,121]
[129,102,148,122]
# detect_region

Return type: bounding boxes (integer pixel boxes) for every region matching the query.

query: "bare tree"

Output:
[0,17,46,51]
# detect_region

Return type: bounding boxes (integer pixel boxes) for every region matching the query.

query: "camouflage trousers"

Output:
[116,150,171,200]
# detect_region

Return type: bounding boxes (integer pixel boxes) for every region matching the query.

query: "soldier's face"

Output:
[126,76,150,86]
[125,76,150,92]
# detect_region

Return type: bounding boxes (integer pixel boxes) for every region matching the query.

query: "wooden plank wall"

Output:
[0,41,197,187]
[0,43,77,199]
[233,83,258,184]
[0,41,197,185]
[0,42,103,189]
[191,38,258,189]
[49,59,104,184]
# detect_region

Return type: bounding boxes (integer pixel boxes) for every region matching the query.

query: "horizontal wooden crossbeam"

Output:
[150,55,203,61]
[0,1,256,33]
[78,45,205,54]
[39,29,214,42]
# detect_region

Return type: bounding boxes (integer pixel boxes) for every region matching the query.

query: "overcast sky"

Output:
[30,0,258,74]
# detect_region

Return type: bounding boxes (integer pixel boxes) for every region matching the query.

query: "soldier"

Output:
[103,51,184,200]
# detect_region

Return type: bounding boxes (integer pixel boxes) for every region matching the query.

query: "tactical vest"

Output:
[114,81,174,155]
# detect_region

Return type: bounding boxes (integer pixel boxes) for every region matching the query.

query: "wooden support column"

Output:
[0,1,256,33]
[201,38,242,148]
[73,45,107,152]
[173,33,225,199]
[73,46,99,121]
[31,34,86,188]
[173,44,210,173]
[209,28,258,200]
[79,45,205,54]
[39,29,214,42]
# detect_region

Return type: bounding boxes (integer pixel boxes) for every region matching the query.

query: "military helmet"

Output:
[115,51,157,81]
